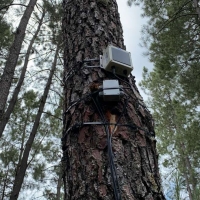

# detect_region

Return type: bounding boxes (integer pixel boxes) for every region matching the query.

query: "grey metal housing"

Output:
[101,45,133,77]
[99,80,123,101]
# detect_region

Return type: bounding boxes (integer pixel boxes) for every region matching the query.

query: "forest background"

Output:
[0,0,199,199]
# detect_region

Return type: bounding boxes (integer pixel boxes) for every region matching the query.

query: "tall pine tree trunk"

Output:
[0,0,37,121]
[62,0,165,199]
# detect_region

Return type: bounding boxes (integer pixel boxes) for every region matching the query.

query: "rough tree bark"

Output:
[0,10,45,138]
[9,44,60,200]
[62,0,165,199]
[0,0,37,122]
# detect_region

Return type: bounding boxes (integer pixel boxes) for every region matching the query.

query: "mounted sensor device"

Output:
[99,80,123,101]
[100,45,133,77]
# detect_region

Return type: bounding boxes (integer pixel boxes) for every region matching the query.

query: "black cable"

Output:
[108,95,130,158]
[114,73,132,88]
[111,67,151,113]
[63,84,154,198]
[123,87,151,117]
[92,96,119,199]
[65,89,101,114]
[65,87,128,114]
[63,88,153,137]
[111,67,132,89]
[61,121,154,142]
[106,95,139,195]
[93,95,122,200]
[110,67,142,134]
[107,98,128,199]
[92,96,120,199]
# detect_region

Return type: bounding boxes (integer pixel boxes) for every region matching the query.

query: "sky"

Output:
[116,0,153,99]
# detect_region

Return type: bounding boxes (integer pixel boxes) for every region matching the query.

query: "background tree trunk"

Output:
[62,0,165,199]
[0,9,45,138]
[56,165,63,200]
[9,44,59,200]
[0,0,37,121]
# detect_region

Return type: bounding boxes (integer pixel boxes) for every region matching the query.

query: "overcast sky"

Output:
[116,0,153,99]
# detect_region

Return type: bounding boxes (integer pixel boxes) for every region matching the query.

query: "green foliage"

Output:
[0,20,13,67]
[132,0,200,198]
[0,18,13,49]
[140,63,200,199]
[0,89,63,198]
[23,90,39,108]
[43,0,63,44]
[33,163,46,180]
[0,0,64,198]
[0,0,13,61]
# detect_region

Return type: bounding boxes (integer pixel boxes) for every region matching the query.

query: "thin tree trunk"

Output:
[62,0,165,199]
[167,92,194,200]
[9,45,59,200]
[56,165,63,200]
[185,156,197,192]
[183,144,197,192]
[180,143,196,200]
[182,157,193,200]
[0,0,37,121]
[176,142,193,200]
[15,110,30,179]
[1,165,9,200]
[0,10,45,138]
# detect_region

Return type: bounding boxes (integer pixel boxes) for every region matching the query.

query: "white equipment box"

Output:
[100,45,133,77]
[99,80,122,101]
